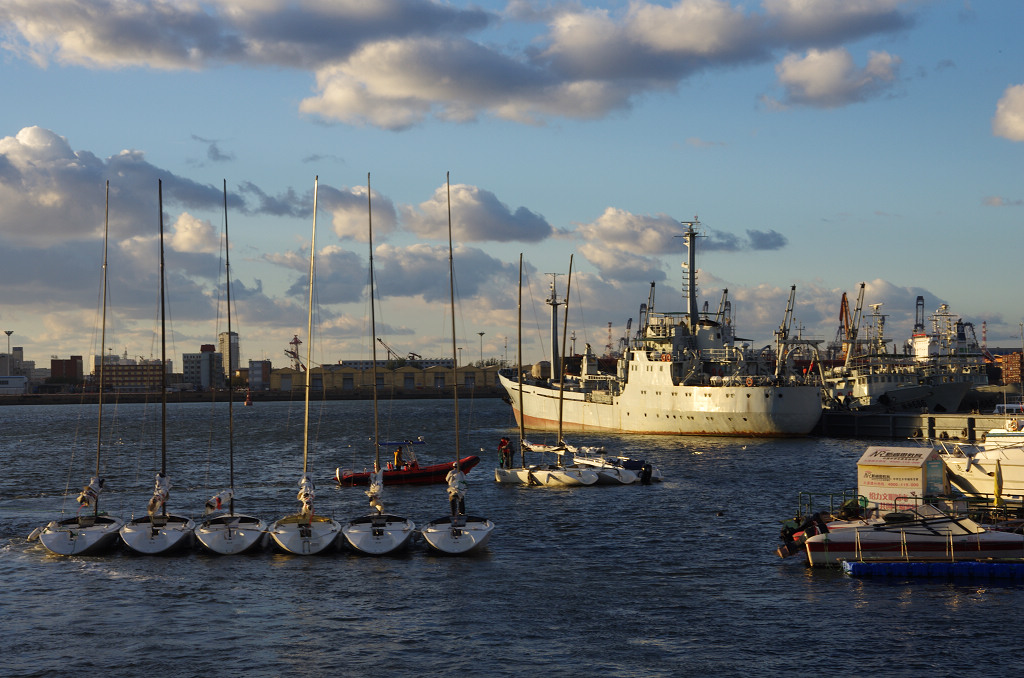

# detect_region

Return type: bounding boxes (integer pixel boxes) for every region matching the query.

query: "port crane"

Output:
[376,337,421,362]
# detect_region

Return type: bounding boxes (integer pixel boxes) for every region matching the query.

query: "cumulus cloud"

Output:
[572,208,789,281]
[402,182,552,242]
[769,48,901,108]
[993,83,1024,142]
[319,183,399,242]
[168,212,220,254]
[0,0,490,70]
[0,126,262,247]
[0,1,923,128]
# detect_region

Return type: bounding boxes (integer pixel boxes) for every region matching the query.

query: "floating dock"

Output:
[842,560,1024,580]
[818,412,1013,442]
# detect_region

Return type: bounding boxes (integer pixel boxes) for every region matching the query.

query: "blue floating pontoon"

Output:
[842,560,1024,580]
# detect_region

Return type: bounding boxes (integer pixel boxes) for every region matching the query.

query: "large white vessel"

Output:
[499,220,824,437]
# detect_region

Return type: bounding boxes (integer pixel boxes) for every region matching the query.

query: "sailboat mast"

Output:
[223,179,235,515]
[158,179,167,488]
[517,254,525,467]
[95,180,109,516]
[557,255,573,445]
[368,173,381,471]
[304,177,318,475]
[447,172,460,458]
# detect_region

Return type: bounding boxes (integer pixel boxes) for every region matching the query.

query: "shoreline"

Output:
[0,388,507,406]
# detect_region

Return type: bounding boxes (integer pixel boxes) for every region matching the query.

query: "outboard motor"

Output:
[640,464,653,485]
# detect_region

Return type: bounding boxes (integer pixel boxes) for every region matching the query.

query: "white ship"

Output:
[499,219,824,437]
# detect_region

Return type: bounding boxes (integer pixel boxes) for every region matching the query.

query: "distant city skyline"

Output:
[1,2,1022,367]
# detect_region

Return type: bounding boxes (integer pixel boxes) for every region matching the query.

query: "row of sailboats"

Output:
[32,175,492,557]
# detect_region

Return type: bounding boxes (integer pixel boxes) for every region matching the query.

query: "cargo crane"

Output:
[376,337,422,362]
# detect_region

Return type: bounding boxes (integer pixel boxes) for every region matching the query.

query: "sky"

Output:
[1,0,1022,372]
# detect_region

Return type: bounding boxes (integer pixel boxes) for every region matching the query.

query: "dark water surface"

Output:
[2,398,1022,677]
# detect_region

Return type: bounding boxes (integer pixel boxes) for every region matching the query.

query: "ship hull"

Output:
[500,374,822,437]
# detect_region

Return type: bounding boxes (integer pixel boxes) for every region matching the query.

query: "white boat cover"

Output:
[446,467,467,501]
[297,475,315,516]
[76,476,104,508]
[147,472,171,516]
[204,489,233,515]
[366,468,384,513]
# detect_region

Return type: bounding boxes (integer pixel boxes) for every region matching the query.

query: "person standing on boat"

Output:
[498,437,511,468]
[393,446,404,469]
[446,462,467,516]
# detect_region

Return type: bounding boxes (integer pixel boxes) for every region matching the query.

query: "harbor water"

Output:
[2,397,1023,676]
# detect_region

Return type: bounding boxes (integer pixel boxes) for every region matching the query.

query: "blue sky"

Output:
[1,0,1022,371]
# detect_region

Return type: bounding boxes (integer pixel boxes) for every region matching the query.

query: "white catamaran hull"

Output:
[195,514,267,555]
[268,515,341,555]
[501,374,822,436]
[36,515,124,556]
[422,515,494,555]
[494,466,599,486]
[120,514,196,555]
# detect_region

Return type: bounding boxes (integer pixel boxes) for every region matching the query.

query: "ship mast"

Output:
[679,218,700,330]
[546,273,563,382]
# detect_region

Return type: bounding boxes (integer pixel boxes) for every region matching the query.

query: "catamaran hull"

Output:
[342,514,416,555]
[494,466,599,486]
[195,514,267,555]
[422,515,494,555]
[500,375,821,436]
[268,515,341,555]
[37,516,124,556]
[120,515,196,555]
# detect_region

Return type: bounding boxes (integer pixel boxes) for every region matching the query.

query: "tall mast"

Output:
[223,179,235,515]
[557,255,573,446]
[95,180,109,517]
[368,173,380,471]
[517,254,525,467]
[447,172,460,458]
[159,179,167,498]
[304,177,317,475]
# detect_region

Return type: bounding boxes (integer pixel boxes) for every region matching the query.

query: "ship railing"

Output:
[789,489,876,523]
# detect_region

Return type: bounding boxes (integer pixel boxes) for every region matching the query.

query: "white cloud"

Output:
[993,83,1024,142]
[169,212,220,254]
[0,1,923,128]
[401,182,552,242]
[771,48,901,108]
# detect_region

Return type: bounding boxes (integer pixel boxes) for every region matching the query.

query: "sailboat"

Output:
[32,181,125,555]
[268,176,342,555]
[194,180,267,554]
[120,179,196,555]
[496,256,598,487]
[421,173,495,554]
[341,173,417,556]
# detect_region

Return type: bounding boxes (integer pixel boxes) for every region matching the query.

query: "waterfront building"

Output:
[218,331,239,378]
[182,344,225,390]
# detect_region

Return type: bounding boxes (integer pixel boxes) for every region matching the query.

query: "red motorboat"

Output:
[334,441,479,486]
